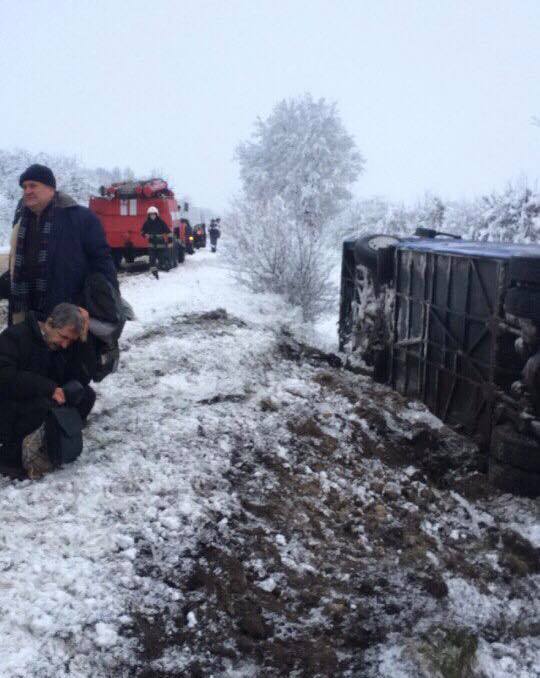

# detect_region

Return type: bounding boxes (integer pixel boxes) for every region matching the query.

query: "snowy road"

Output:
[0,249,539,677]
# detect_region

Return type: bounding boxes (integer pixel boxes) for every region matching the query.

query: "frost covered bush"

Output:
[236,94,364,229]
[334,198,415,241]
[334,194,450,242]
[334,185,540,245]
[225,197,335,321]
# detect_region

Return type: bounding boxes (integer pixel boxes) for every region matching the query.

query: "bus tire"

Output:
[488,458,540,497]
[505,287,540,322]
[491,424,540,473]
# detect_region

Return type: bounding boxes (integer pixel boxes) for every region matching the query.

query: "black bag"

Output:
[45,406,83,466]
[81,273,135,382]
[83,273,124,324]
[92,341,120,383]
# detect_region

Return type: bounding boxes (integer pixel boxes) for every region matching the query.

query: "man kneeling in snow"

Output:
[0,303,96,479]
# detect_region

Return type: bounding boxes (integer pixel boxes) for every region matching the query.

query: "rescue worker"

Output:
[209,218,221,253]
[182,218,195,255]
[0,303,95,479]
[141,206,171,279]
[2,164,118,325]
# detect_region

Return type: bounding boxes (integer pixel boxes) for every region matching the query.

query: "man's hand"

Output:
[78,306,90,342]
[52,387,66,405]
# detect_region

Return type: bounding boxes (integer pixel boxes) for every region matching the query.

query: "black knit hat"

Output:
[19,164,56,189]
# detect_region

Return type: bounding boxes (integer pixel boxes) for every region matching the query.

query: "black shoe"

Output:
[0,462,27,480]
[78,386,97,424]
[0,441,25,479]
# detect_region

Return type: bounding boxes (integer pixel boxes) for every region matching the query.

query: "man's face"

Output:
[43,322,80,351]
[150,213,157,220]
[21,181,55,214]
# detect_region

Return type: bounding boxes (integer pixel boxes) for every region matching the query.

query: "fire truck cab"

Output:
[89,179,187,269]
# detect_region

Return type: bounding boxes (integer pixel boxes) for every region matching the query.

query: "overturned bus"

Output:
[339,229,540,497]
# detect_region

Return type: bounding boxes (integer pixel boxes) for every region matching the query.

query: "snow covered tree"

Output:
[110,166,122,182]
[335,183,540,247]
[416,193,446,230]
[333,197,420,241]
[470,183,540,243]
[225,196,335,321]
[229,94,362,321]
[236,94,364,229]
[445,198,485,239]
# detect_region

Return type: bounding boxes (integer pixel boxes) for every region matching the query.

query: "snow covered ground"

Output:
[0,248,538,677]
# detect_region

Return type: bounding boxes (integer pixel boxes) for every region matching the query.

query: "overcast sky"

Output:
[1,0,539,210]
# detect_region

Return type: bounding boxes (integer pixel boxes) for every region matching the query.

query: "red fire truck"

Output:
[89,178,187,269]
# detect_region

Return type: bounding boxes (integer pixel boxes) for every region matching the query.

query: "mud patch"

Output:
[178,308,247,328]
[197,393,248,405]
[278,329,342,368]
[134,309,248,346]
[110,332,539,677]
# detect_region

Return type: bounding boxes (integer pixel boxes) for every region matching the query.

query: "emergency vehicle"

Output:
[89,179,187,269]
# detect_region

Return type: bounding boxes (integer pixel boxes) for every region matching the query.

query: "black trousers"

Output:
[11,385,96,438]
[149,247,159,270]
[0,386,96,466]
[149,247,168,269]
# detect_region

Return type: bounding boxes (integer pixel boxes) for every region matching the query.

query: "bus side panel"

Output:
[391,247,509,445]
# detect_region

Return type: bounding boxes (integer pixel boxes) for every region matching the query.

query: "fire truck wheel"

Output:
[505,288,540,323]
[490,424,540,473]
[488,458,540,498]
[508,257,540,286]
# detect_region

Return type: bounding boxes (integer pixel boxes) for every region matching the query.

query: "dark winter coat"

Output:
[0,313,97,441]
[209,225,221,245]
[8,192,118,321]
[141,216,171,237]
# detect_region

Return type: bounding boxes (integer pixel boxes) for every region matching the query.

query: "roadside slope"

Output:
[0,250,537,677]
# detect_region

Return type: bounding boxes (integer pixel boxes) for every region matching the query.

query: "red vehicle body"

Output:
[89,179,187,268]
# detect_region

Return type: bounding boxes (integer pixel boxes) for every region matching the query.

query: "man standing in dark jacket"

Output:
[141,205,171,279]
[209,218,221,253]
[0,303,96,479]
[5,164,118,325]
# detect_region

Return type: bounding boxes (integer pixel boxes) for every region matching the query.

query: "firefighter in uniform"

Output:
[141,206,171,279]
